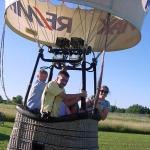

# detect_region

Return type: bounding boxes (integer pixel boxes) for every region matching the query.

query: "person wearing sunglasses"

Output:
[97,85,110,120]
[87,85,110,120]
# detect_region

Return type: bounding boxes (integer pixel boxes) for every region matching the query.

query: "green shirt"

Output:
[41,80,65,117]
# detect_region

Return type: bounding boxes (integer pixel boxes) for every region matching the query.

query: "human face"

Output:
[99,87,109,99]
[56,74,69,88]
[38,72,48,81]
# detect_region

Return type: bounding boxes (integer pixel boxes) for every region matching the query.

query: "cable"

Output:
[93,13,111,112]
[0,19,10,100]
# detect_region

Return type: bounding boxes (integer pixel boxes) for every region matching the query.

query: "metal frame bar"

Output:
[23,48,44,106]
[24,47,97,111]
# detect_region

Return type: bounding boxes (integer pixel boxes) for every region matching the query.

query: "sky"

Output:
[0,0,150,109]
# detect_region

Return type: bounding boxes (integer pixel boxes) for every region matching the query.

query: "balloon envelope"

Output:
[4,0,148,52]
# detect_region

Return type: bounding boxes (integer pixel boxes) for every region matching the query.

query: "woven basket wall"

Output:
[7,111,99,150]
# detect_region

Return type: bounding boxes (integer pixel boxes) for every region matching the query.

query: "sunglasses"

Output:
[100,90,108,94]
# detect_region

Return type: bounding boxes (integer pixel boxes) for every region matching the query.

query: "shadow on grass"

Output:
[0,133,10,141]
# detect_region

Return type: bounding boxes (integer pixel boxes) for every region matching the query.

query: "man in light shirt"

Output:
[41,70,87,117]
[27,69,48,113]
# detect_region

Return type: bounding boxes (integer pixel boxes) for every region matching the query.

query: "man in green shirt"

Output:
[41,70,87,117]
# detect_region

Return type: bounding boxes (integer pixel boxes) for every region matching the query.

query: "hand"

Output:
[86,99,94,107]
[80,90,87,98]
[89,99,94,105]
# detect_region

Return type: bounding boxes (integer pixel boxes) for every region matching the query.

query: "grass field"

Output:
[99,132,150,150]
[99,113,150,134]
[0,104,150,149]
[1,103,150,133]
[0,122,13,150]
[0,104,16,122]
[0,122,150,150]
[0,103,16,115]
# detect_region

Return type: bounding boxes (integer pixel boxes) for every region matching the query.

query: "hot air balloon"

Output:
[1,0,149,149]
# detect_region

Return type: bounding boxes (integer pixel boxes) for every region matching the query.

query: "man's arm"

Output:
[59,91,87,106]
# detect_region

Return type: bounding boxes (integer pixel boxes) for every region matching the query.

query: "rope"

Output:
[92,50,105,111]
[0,19,10,100]
[93,13,111,112]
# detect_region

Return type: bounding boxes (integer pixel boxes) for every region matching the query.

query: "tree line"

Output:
[0,95,23,105]
[0,95,150,114]
[110,104,150,114]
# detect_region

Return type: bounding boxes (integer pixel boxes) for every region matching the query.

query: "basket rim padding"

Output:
[16,105,100,123]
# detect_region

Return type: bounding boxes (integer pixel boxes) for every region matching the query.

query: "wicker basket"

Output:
[7,107,99,150]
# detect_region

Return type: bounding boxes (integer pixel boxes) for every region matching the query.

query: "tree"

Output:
[126,104,149,114]
[116,108,126,113]
[12,95,23,104]
[0,95,3,103]
[110,105,117,112]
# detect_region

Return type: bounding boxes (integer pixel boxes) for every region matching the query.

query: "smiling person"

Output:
[40,70,87,117]
[87,85,110,120]
[96,85,110,120]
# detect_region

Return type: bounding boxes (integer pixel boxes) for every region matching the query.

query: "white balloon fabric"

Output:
[5,0,17,9]
[61,0,148,30]
[4,0,149,52]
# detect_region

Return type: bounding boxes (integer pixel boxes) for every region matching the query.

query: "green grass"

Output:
[0,104,16,122]
[99,131,150,150]
[0,122,14,150]
[1,123,150,150]
[99,113,150,134]
[1,104,150,133]
[0,103,16,115]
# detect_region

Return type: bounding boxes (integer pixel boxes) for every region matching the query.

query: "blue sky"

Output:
[0,1,150,108]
